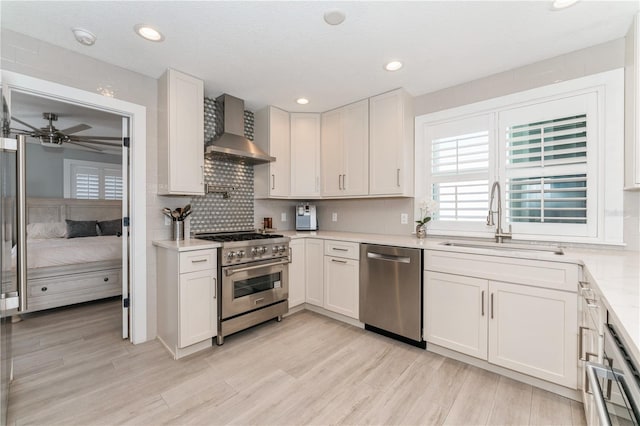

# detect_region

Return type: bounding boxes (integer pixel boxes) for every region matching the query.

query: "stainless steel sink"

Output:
[439,240,564,255]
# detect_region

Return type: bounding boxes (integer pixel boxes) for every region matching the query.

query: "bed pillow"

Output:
[97,219,122,236]
[65,220,98,238]
[26,222,67,239]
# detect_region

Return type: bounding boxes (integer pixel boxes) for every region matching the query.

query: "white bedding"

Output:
[12,236,122,269]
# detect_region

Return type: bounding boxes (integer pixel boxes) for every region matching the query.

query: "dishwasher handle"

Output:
[367,252,411,264]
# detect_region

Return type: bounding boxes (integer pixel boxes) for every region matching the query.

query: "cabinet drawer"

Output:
[325,241,360,260]
[425,250,579,292]
[179,249,216,273]
[28,269,121,298]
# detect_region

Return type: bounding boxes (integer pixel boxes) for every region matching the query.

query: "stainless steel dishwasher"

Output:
[359,244,425,348]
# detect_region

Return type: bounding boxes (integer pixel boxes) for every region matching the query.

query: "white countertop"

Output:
[152,238,221,252]
[282,230,640,363]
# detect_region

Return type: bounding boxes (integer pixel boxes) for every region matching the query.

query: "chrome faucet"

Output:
[487,181,512,243]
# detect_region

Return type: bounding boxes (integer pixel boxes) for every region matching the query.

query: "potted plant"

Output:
[415,199,438,239]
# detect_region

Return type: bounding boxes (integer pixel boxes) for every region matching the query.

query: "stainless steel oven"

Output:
[195,231,290,346]
[586,321,640,425]
[221,257,288,320]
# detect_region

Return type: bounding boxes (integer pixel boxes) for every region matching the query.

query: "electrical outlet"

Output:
[164,216,171,226]
[332,212,338,222]
[401,213,408,224]
[281,212,287,222]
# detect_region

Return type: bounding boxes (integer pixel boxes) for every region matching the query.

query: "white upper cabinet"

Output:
[290,113,321,197]
[157,69,205,195]
[321,99,369,197]
[369,89,414,196]
[254,106,291,198]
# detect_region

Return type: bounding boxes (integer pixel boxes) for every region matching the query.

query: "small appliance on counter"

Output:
[295,203,318,231]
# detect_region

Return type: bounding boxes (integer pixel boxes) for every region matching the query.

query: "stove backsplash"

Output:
[189,97,255,234]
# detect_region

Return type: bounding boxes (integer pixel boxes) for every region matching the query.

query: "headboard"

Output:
[27,198,122,224]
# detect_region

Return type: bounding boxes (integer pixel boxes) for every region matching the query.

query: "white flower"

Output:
[425,200,439,214]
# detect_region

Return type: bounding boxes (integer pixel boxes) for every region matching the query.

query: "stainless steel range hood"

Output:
[205,94,275,164]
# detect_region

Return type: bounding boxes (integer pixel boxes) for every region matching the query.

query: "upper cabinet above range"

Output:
[157,69,205,196]
[369,89,414,196]
[254,106,291,198]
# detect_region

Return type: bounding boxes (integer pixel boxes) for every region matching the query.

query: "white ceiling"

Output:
[1,1,638,112]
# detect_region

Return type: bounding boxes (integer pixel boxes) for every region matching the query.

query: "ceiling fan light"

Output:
[134,24,165,42]
[71,27,96,46]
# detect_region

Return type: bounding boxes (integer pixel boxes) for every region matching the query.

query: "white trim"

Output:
[415,69,625,246]
[1,70,148,343]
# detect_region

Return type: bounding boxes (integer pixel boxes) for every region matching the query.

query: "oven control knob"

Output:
[227,251,236,260]
[278,246,286,254]
[258,246,267,255]
[250,247,257,257]
[237,250,245,259]
[272,246,279,254]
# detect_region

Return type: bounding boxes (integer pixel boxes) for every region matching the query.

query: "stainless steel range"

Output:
[195,231,290,345]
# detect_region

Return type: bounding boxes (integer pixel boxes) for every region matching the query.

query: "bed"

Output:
[13,198,123,313]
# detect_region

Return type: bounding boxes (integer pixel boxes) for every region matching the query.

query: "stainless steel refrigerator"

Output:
[0,93,27,426]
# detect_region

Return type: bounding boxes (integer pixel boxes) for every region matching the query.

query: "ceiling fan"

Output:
[8,112,122,151]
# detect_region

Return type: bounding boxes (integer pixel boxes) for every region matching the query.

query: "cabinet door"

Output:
[288,239,306,308]
[179,269,216,348]
[269,107,291,197]
[488,281,578,388]
[290,113,321,197]
[425,272,488,360]
[369,89,412,196]
[342,100,369,196]
[324,256,359,319]
[160,69,205,195]
[321,109,344,196]
[305,239,325,306]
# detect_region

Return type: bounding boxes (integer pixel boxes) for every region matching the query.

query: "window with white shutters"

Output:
[499,93,597,238]
[64,159,123,200]
[424,114,494,231]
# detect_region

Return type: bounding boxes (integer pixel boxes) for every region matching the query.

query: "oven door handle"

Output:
[224,258,289,276]
[586,361,614,426]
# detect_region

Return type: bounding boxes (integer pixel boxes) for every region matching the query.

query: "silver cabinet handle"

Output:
[331,259,347,264]
[586,362,614,426]
[332,247,348,252]
[481,291,485,316]
[490,293,494,319]
[342,174,346,190]
[191,258,208,263]
[288,247,293,264]
[579,326,588,361]
[213,277,217,299]
[271,174,275,190]
[396,169,400,187]
[200,165,204,185]
[338,174,342,190]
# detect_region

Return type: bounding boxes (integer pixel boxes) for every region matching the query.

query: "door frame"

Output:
[1,70,147,343]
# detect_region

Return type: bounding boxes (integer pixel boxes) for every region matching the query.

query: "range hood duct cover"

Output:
[205,94,275,164]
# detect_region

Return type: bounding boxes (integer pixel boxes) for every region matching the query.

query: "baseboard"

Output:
[303,303,364,329]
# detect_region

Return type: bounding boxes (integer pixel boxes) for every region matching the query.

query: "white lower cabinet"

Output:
[155,246,218,359]
[288,239,306,308]
[324,256,359,319]
[425,250,579,389]
[425,272,488,359]
[304,239,325,307]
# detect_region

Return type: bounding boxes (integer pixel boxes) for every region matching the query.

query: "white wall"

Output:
[1,29,182,339]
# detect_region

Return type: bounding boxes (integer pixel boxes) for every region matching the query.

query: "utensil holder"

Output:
[172,220,184,241]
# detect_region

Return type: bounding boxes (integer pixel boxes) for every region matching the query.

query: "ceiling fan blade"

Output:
[59,123,92,135]
[11,116,41,133]
[68,137,121,147]
[71,135,122,141]
[65,140,104,152]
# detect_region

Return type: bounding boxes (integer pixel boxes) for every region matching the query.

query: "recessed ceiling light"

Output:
[324,9,346,26]
[71,28,96,46]
[385,61,403,72]
[134,24,164,42]
[296,98,310,105]
[551,0,580,10]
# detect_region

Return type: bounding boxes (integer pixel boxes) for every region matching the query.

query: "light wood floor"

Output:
[7,299,586,425]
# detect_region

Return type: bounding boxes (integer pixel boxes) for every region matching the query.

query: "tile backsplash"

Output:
[189,97,255,234]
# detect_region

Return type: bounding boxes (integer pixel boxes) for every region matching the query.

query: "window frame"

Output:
[414,68,624,245]
[63,158,123,200]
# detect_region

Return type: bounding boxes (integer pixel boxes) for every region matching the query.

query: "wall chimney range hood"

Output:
[205,94,275,164]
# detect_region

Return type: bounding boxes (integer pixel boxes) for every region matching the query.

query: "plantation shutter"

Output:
[104,168,123,200]
[499,93,597,237]
[72,165,100,199]
[427,114,493,226]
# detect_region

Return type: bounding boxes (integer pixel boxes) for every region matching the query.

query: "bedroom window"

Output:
[415,69,624,245]
[63,159,123,200]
